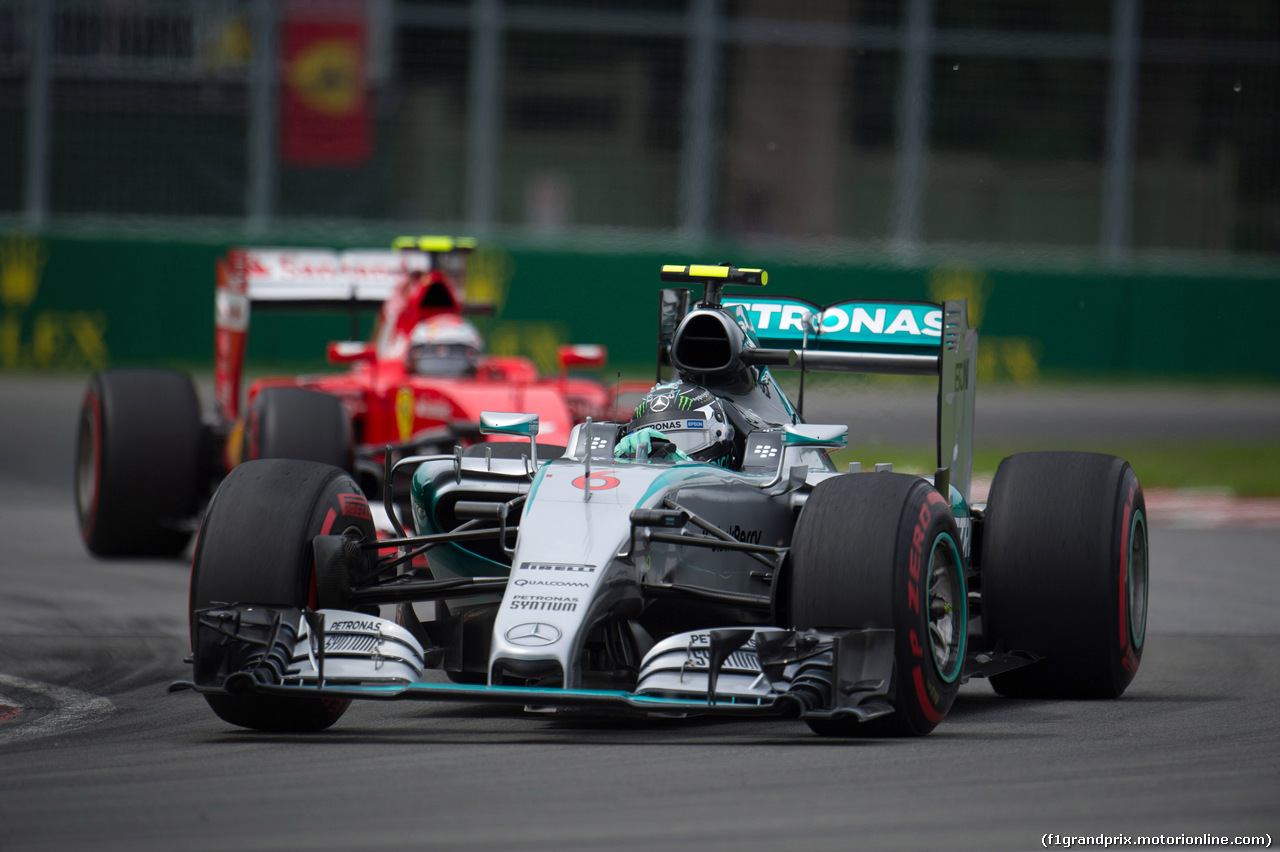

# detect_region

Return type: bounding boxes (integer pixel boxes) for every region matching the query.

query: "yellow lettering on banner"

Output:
[487,325,521,362]
[32,313,65,368]
[467,247,514,312]
[927,266,988,329]
[1,314,19,367]
[0,234,47,309]
[0,310,109,370]
[525,325,562,374]
[70,313,108,369]
[489,321,568,375]
[1002,338,1041,385]
[0,235,112,370]
[977,337,1042,385]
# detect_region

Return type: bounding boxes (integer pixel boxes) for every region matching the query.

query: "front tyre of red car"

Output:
[981,452,1148,699]
[76,369,204,557]
[789,473,967,737]
[189,459,375,732]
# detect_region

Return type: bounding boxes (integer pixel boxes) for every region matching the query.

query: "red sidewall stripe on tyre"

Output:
[912,666,945,724]
[1119,494,1131,652]
[909,488,951,724]
[82,388,103,543]
[1119,471,1144,677]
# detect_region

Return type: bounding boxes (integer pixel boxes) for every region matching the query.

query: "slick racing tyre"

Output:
[76,369,204,557]
[981,452,1148,699]
[789,473,967,737]
[190,459,376,732]
[245,387,351,472]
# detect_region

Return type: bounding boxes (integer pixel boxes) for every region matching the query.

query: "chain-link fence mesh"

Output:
[0,0,1276,256]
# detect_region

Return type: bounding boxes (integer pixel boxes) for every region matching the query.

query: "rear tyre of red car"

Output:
[981,452,1148,699]
[246,387,351,472]
[789,473,967,737]
[76,369,204,557]
[190,459,375,732]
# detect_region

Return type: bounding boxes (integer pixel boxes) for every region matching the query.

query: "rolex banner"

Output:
[279,0,371,167]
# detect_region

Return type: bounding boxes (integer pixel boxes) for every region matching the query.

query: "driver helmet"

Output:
[408,315,483,377]
[627,381,735,466]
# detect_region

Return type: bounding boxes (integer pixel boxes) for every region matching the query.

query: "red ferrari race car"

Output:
[75,236,611,558]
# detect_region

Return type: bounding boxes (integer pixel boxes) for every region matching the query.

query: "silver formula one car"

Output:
[178,263,1149,737]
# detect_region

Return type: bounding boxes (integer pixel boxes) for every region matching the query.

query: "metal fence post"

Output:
[23,0,52,228]
[678,0,720,243]
[1102,0,1140,263]
[246,0,278,235]
[890,0,934,255]
[466,0,503,234]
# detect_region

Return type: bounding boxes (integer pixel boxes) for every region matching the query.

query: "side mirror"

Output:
[783,423,848,450]
[558,344,607,372]
[327,341,376,364]
[479,411,540,438]
[480,412,540,470]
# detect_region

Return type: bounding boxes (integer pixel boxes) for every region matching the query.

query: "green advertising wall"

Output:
[2,228,1277,383]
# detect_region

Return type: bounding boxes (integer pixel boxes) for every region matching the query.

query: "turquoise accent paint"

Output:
[410,458,510,579]
[760,368,799,421]
[783,425,848,448]
[727,303,762,347]
[279,681,767,708]
[1129,508,1148,650]
[948,484,969,525]
[929,532,968,684]
[526,457,553,505]
[725,298,942,351]
[723,297,817,350]
[479,412,539,437]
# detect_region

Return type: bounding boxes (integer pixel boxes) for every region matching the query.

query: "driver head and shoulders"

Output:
[406,315,484,378]
[618,381,737,466]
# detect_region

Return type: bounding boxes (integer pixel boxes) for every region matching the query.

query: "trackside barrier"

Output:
[2,230,1277,382]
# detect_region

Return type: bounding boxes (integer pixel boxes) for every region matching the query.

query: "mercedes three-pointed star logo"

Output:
[505,622,563,646]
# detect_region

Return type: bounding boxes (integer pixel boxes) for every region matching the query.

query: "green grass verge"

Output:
[830,441,1280,497]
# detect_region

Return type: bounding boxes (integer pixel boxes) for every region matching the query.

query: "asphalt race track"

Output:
[1,376,1277,852]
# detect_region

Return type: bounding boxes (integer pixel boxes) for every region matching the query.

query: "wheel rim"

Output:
[1128,509,1148,650]
[75,401,100,532]
[927,533,967,684]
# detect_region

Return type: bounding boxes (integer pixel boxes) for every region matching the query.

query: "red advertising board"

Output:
[279,0,371,167]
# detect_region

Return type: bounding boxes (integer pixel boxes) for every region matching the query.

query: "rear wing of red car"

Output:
[214,247,433,421]
[656,268,978,501]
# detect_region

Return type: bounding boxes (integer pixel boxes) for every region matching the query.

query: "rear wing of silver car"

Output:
[656,269,978,500]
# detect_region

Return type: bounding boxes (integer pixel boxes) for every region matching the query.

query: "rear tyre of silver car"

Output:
[982,452,1147,699]
[789,473,967,737]
[190,459,376,732]
[245,387,351,472]
[75,369,204,557]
